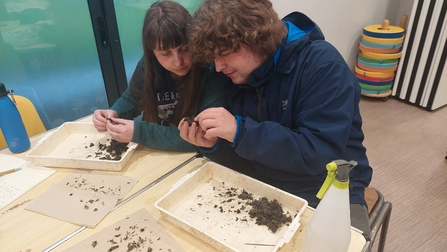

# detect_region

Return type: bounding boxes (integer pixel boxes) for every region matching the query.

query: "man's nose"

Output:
[214,57,225,72]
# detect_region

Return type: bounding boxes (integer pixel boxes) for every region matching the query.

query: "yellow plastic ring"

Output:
[361,50,403,60]
[362,34,405,44]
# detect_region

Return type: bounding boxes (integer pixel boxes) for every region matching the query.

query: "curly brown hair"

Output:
[188,0,287,64]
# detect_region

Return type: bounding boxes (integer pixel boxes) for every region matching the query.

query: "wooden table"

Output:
[0,118,366,252]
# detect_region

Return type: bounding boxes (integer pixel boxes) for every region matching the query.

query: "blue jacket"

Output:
[201,12,372,206]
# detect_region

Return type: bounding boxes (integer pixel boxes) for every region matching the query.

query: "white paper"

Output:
[0,154,55,210]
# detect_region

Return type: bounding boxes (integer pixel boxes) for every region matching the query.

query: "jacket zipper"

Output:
[256,86,264,122]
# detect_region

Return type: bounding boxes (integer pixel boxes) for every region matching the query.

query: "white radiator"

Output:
[392,0,447,110]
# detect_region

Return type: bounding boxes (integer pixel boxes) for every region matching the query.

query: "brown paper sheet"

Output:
[25,184,118,228]
[57,170,138,199]
[24,171,137,228]
[63,208,185,252]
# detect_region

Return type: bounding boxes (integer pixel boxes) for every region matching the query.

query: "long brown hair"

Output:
[134,0,204,124]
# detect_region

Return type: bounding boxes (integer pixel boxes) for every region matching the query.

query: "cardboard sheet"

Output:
[25,183,118,228]
[24,171,137,227]
[63,208,185,252]
[57,170,137,199]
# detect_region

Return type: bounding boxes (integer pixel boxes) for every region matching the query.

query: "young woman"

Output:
[93,0,228,152]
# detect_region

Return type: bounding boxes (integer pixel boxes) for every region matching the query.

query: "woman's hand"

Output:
[106,117,134,143]
[92,109,118,132]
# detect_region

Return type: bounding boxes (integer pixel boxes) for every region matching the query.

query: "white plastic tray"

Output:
[26,122,137,171]
[155,162,308,252]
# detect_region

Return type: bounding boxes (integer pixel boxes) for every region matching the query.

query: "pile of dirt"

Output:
[211,185,293,233]
[248,197,292,233]
[86,139,129,160]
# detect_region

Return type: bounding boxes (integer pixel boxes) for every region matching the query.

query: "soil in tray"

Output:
[248,197,292,233]
[203,183,293,233]
[85,139,129,160]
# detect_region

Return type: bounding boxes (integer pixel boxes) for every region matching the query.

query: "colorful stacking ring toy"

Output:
[356,19,406,98]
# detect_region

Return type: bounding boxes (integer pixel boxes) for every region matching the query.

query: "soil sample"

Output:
[248,197,292,233]
[209,185,293,233]
[184,117,199,127]
[92,139,129,160]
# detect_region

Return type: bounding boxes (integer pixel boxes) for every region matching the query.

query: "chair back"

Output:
[0,95,46,149]
[363,186,392,252]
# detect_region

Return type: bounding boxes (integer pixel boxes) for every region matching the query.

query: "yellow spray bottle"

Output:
[302,160,358,252]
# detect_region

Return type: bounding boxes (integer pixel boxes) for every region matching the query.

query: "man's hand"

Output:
[195,107,237,142]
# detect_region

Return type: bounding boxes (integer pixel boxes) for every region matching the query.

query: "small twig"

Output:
[244,243,275,246]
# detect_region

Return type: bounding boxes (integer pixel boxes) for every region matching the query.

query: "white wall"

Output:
[271,0,415,68]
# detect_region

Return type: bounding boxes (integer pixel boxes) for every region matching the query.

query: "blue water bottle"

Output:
[0,83,31,153]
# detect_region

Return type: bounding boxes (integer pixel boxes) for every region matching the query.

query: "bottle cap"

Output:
[316,160,358,199]
[0,83,7,97]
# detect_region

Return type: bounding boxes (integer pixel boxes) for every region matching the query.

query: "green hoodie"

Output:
[111,57,228,152]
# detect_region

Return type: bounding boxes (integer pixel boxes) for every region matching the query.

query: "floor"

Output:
[359,96,447,252]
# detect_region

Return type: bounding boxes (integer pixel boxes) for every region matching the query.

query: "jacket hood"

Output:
[248,12,325,87]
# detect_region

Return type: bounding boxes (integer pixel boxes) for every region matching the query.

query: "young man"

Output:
[179,0,372,239]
